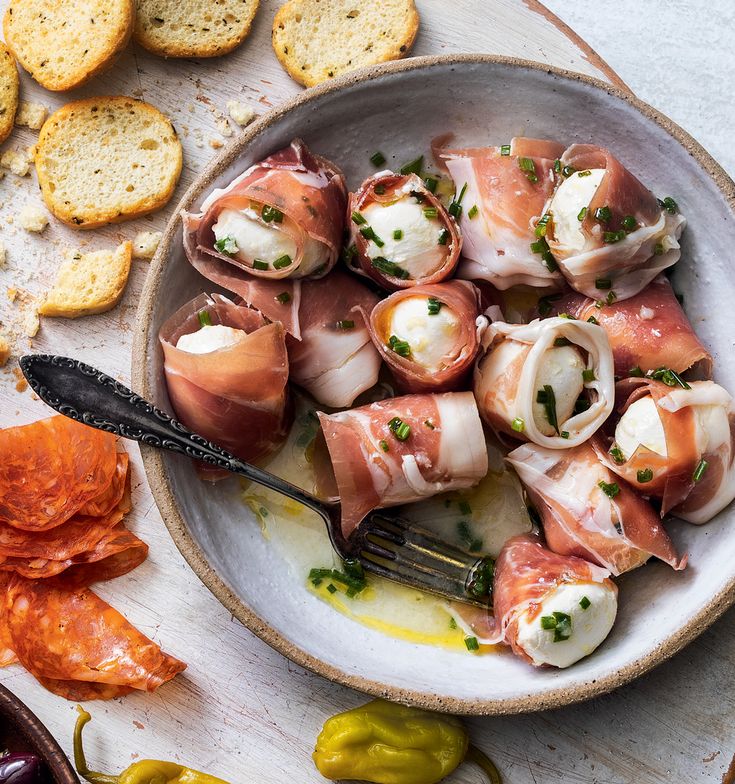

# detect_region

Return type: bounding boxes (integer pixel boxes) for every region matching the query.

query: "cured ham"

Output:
[159,292,291,479]
[547,276,712,379]
[439,138,565,289]
[491,534,618,668]
[0,575,185,699]
[183,138,346,281]
[544,144,686,300]
[506,441,685,575]
[366,280,486,393]
[347,171,461,289]
[602,379,735,524]
[0,417,118,531]
[473,316,615,448]
[315,392,488,538]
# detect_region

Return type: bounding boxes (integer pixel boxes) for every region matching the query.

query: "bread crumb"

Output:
[132,230,162,260]
[23,309,39,338]
[12,367,27,392]
[0,334,10,367]
[7,288,17,303]
[227,100,255,127]
[215,116,233,138]
[18,204,49,233]
[0,242,6,268]
[210,138,224,149]
[1,147,33,177]
[15,101,48,130]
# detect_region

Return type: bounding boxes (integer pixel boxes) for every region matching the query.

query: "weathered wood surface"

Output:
[0,1,732,781]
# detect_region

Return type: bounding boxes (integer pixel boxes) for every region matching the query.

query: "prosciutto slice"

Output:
[439,138,565,289]
[315,392,488,538]
[602,379,735,524]
[473,316,615,448]
[548,276,712,379]
[366,280,485,393]
[506,441,685,574]
[545,144,686,300]
[159,293,291,480]
[347,171,461,289]
[183,138,346,280]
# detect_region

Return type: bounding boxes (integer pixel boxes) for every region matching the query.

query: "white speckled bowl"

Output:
[133,55,735,715]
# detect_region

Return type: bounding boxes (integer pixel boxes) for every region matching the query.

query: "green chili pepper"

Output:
[73,707,230,784]
[313,699,501,783]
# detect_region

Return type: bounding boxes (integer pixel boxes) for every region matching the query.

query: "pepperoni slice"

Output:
[76,453,131,518]
[0,574,17,667]
[3,576,186,695]
[0,417,118,531]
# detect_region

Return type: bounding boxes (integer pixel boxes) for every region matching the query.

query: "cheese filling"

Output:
[176,324,246,354]
[532,345,586,436]
[615,396,668,461]
[387,297,461,371]
[548,168,606,255]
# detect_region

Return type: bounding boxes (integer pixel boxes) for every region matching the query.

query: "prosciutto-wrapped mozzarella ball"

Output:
[544,144,686,300]
[366,281,486,393]
[183,139,346,280]
[439,137,565,290]
[494,534,618,668]
[474,317,615,448]
[507,441,685,575]
[159,293,291,479]
[603,379,735,524]
[347,171,461,289]
[315,392,488,539]
[547,276,712,379]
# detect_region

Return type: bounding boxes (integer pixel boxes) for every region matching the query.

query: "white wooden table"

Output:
[1,2,733,782]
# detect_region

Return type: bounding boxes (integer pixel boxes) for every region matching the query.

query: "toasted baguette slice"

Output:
[40,242,133,318]
[35,97,183,230]
[3,0,134,92]
[272,0,419,88]
[0,43,19,144]
[134,0,259,58]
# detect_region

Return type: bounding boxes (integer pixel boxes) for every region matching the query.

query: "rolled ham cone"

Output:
[544,144,686,300]
[159,293,291,480]
[183,138,346,281]
[473,316,615,449]
[507,440,686,575]
[601,378,735,524]
[438,137,566,290]
[315,392,488,539]
[547,276,713,379]
[365,280,486,394]
[347,171,461,290]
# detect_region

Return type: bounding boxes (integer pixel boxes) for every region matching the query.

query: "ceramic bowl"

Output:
[0,683,78,783]
[133,55,735,715]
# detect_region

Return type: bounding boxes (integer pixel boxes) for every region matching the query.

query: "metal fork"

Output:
[20,354,493,607]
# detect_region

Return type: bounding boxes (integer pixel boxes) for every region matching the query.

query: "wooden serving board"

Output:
[0,2,732,782]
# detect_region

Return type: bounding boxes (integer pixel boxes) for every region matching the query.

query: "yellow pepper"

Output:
[73,707,230,784]
[313,699,501,784]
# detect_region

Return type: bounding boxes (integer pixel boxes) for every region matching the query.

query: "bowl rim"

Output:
[132,52,735,716]
[0,683,79,783]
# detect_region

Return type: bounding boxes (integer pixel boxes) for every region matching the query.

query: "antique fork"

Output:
[20,354,493,607]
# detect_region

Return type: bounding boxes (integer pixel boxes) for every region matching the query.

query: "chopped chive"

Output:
[379,439,389,452]
[647,366,691,390]
[511,417,525,433]
[326,583,337,594]
[577,206,588,221]
[423,207,438,219]
[553,158,562,173]
[541,612,572,642]
[654,242,665,255]
[560,431,570,439]
[197,309,212,327]
[459,501,472,516]
[562,165,576,178]
[261,205,284,223]
[374,184,386,195]
[658,196,678,214]
[424,419,435,429]
[535,212,552,238]
[582,369,596,383]
[309,563,367,596]
[540,616,557,630]
[693,459,709,482]
[598,480,621,499]
[400,155,424,175]
[554,337,571,347]
[577,169,592,177]
[595,278,612,290]
[622,215,638,231]
[464,636,480,651]
[579,596,591,610]
[275,291,291,304]
[427,297,443,315]
[449,617,457,630]
[393,229,403,240]
[448,183,468,218]
[468,204,479,220]
[351,211,367,225]
[587,315,599,325]
[603,230,627,243]
[336,319,355,330]
[437,228,450,245]
[538,294,561,317]
[252,259,269,270]
[273,254,292,269]
[594,206,612,223]
[610,446,626,464]
[214,235,238,256]
[424,176,438,193]
[388,417,411,441]
[372,256,410,279]
[518,157,536,174]
[342,244,357,264]
[370,151,386,166]
[637,468,654,483]
[537,384,559,434]
[629,366,645,377]
[500,144,512,156]
[388,334,411,357]
[530,236,559,272]
[360,226,384,247]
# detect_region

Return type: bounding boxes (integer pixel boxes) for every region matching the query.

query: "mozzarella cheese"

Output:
[176,324,246,354]
[548,168,606,255]
[515,581,617,668]
[388,297,460,371]
[615,396,668,460]
[532,345,585,435]
[212,207,326,275]
[361,197,445,279]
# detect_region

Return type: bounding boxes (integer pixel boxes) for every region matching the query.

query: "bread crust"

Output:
[0,44,19,144]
